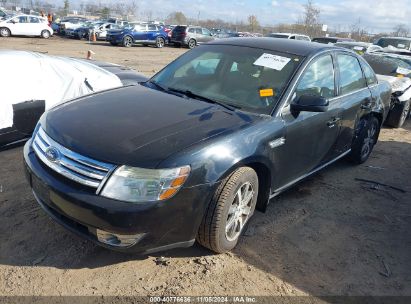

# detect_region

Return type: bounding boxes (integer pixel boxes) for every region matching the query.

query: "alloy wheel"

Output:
[156,37,164,48]
[225,182,254,242]
[0,28,10,37]
[124,36,132,47]
[361,122,377,159]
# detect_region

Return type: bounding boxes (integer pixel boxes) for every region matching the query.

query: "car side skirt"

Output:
[270,149,351,198]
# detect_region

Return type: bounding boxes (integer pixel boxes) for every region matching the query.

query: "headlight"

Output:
[101,165,191,203]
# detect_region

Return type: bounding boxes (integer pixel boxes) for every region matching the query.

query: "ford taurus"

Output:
[24,38,391,254]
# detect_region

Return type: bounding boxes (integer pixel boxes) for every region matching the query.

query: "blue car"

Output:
[106,23,168,48]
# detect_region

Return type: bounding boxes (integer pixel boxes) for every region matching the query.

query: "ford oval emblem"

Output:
[45,147,60,163]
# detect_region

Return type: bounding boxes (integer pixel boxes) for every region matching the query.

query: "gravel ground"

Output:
[0,36,410,299]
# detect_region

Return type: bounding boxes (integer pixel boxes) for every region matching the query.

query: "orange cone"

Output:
[91,31,96,42]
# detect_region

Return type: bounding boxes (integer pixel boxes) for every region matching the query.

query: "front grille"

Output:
[32,127,115,190]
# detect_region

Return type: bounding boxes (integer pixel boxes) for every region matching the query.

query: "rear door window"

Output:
[148,24,157,31]
[337,54,367,95]
[29,17,39,23]
[202,28,211,36]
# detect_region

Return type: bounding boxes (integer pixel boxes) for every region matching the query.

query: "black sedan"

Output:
[24,38,391,254]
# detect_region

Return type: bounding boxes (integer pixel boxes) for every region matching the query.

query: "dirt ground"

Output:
[0,36,410,300]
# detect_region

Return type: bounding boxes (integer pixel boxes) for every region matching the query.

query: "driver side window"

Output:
[295,55,335,99]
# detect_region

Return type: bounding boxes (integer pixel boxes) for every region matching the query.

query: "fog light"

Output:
[95,229,145,247]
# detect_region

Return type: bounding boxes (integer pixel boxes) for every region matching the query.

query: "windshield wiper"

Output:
[167,87,239,111]
[146,80,167,91]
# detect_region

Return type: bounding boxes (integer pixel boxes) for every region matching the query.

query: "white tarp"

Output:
[0,50,123,129]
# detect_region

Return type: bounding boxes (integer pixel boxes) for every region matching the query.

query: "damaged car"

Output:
[363,53,411,128]
[24,39,391,254]
[0,50,147,149]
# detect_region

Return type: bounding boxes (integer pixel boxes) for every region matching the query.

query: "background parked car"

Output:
[170,25,214,49]
[363,52,411,128]
[335,41,383,54]
[374,37,411,51]
[71,22,119,40]
[106,22,168,48]
[59,17,87,35]
[266,32,311,41]
[312,37,355,44]
[0,50,147,149]
[0,14,52,38]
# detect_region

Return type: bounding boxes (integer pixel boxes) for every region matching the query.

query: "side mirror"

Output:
[290,94,329,114]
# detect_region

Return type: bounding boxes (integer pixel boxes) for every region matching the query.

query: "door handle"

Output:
[327,117,341,128]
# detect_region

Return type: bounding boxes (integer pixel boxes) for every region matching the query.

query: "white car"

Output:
[0,14,53,38]
[266,32,311,41]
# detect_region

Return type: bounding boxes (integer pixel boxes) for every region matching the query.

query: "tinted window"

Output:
[29,17,39,23]
[148,24,157,31]
[188,28,195,33]
[267,34,289,38]
[195,28,202,34]
[361,61,378,86]
[295,55,335,99]
[337,54,367,95]
[173,26,186,33]
[151,45,302,114]
[376,38,411,50]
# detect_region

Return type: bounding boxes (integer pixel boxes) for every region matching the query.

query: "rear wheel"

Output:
[197,167,258,253]
[188,39,196,49]
[155,37,165,48]
[122,36,133,47]
[385,100,410,128]
[0,27,11,37]
[348,116,380,164]
[41,30,50,39]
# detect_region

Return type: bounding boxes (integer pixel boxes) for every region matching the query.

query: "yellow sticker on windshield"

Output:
[260,89,274,97]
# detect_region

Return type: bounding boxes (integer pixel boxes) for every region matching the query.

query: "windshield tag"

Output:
[353,46,364,51]
[398,44,406,48]
[254,53,291,71]
[260,88,274,97]
[397,67,411,75]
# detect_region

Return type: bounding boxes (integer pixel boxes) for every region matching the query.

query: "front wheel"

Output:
[155,37,165,48]
[197,167,258,253]
[122,36,133,47]
[348,116,380,164]
[41,30,51,39]
[0,27,11,37]
[385,100,410,128]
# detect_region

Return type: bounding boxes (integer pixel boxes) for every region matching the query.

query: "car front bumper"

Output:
[23,139,217,253]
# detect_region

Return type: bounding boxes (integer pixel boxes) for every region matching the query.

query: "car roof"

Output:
[377,37,411,41]
[208,37,339,57]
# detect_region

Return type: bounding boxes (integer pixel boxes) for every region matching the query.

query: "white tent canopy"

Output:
[0,50,123,129]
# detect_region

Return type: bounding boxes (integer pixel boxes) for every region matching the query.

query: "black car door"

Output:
[332,52,373,153]
[271,53,342,191]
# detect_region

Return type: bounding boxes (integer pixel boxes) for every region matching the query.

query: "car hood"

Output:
[41,85,258,168]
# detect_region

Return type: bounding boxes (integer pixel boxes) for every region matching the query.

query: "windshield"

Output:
[376,38,411,49]
[267,34,289,38]
[363,54,411,76]
[150,45,303,114]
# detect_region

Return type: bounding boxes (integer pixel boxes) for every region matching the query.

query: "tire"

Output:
[155,37,165,48]
[385,100,410,128]
[348,116,380,164]
[41,30,51,39]
[188,39,196,49]
[197,167,259,253]
[0,27,11,37]
[122,36,133,47]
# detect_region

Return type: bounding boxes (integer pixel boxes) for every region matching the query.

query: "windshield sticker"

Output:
[260,88,275,97]
[254,53,291,71]
[397,67,411,75]
[397,44,406,48]
[353,46,365,51]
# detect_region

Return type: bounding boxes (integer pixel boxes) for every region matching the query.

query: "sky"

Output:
[69,0,411,33]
